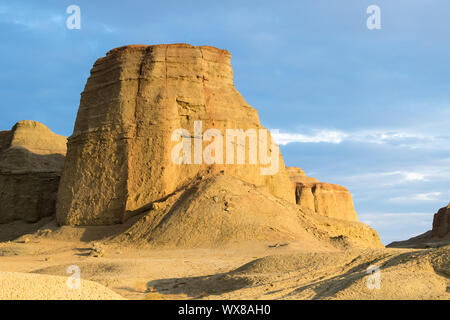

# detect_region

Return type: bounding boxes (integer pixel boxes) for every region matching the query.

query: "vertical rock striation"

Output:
[286,167,358,222]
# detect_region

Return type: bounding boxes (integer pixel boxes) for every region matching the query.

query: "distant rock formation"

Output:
[432,203,450,238]
[56,44,294,226]
[286,166,358,222]
[388,203,450,248]
[285,167,319,184]
[0,121,66,223]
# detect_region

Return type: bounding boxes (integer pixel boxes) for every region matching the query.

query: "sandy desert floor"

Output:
[0,219,448,300]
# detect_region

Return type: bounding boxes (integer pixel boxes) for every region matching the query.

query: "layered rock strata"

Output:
[286,167,358,222]
[56,44,294,225]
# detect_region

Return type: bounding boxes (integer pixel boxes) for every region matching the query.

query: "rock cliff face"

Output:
[286,167,358,222]
[388,203,450,248]
[295,183,358,222]
[432,204,450,238]
[286,166,319,184]
[0,121,66,223]
[56,44,294,225]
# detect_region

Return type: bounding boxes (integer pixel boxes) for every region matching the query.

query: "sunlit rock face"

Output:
[286,167,358,222]
[56,44,294,226]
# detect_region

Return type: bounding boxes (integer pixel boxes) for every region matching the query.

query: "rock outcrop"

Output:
[432,203,450,238]
[388,203,450,248]
[0,121,67,223]
[56,44,294,226]
[286,167,358,222]
[286,166,319,184]
[295,183,358,222]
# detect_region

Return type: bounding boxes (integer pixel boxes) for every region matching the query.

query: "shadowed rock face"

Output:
[0,121,67,223]
[388,203,450,248]
[432,204,450,238]
[56,44,294,226]
[286,167,358,222]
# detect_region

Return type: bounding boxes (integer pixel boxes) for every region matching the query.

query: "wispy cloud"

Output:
[271,129,346,145]
[343,171,429,187]
[0,4,118,35]
[390,191,443,202]
[359,212,434,229]
[0,5,65,31]
[271,127,450,149]
[359,212,434,244]
[101,24,116,33]
[340,166,450,190]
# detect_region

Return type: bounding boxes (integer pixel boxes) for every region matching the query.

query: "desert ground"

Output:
[0,217,448,300]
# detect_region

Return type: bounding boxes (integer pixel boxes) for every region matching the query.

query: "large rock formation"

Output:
[0,121,67,223]
[56,44,294,225]
[286,167,358,222]
[295,183,358,222]
[431,203,450,238]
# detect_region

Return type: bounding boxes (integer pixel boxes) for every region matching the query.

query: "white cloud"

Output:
[359,212,433,228]
[411,192,443,201]
[359,212,436,244]
[339,170,429,188]
[270,127,449,150]
[381,171,428,182]
[390,191,443,202]
[0,4,66,31]
[402,172,427,181]
[271,129,346,145]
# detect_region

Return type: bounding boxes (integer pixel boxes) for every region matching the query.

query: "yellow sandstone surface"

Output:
[56,44,294,226]
[286,166,358,222]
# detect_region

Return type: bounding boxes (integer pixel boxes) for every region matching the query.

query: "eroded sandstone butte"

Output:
[432,203,450,238]
[0,121,67,223]
[286,167,358,222]
[56,44,294,225]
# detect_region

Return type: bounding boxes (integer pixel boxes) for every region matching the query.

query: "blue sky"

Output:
[1,0,449,244]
